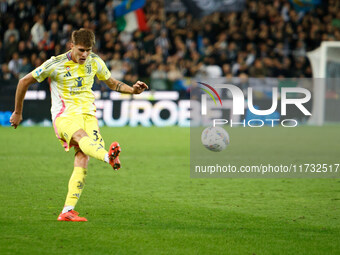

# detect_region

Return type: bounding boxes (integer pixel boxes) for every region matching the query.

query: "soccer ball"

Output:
[201,126,230,152]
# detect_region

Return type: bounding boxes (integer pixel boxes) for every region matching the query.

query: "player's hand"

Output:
[10,112,22,129]
[132,81,148,94]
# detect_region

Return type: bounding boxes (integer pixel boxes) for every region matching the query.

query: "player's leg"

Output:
[63,150,89,212]
[54,115,121,168]
[71,129,109,162]
[85,115,121,170]
[58,150,89,222]
[79,115,121,170]
[55,116,120,221]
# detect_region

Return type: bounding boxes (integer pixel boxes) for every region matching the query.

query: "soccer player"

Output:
[9,29,148,222]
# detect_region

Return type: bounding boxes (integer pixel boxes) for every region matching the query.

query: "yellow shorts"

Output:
[53,114,104,152]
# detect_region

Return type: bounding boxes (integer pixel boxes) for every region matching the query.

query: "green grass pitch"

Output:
[0,126,339,254]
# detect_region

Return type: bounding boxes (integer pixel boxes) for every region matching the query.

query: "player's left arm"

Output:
[94,55,148,94]
[103,77,148,94]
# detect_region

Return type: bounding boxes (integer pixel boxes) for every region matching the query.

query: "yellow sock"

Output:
[78,136,107,161]
[64,167,87,208]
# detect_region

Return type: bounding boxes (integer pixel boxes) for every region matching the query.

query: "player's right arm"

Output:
[10,73,38,129]
[10,56,58,128]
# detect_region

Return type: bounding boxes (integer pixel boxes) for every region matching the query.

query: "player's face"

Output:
[71,44,92,65]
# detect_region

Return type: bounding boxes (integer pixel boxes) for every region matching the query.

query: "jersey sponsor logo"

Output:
[70,77,86,95]
[74,77,84,87]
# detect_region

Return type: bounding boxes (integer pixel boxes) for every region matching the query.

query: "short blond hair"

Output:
[71,28,95,48]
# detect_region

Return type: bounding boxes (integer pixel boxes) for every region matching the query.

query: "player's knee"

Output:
[72,129,88,143]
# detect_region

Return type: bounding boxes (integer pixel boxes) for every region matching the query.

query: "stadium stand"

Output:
[0,0,339,92]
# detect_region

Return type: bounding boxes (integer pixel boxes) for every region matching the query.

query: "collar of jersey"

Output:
[66,51,72,61]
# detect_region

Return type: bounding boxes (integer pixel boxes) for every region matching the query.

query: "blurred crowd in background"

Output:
[0,0,339,92]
